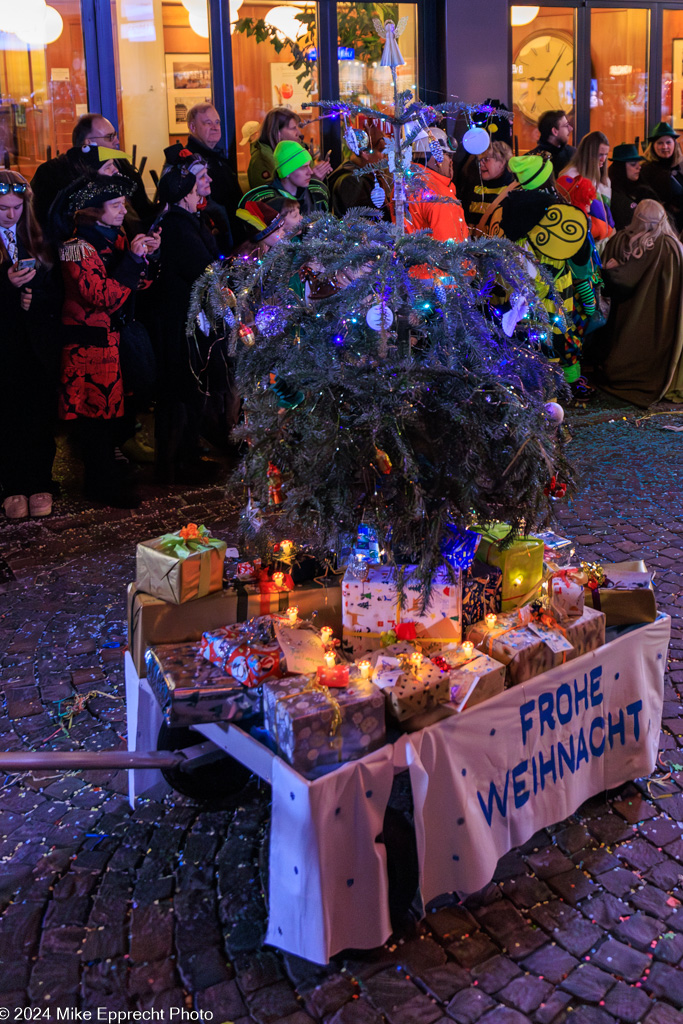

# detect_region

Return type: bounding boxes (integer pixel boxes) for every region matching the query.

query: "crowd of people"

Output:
[2,101,682,520]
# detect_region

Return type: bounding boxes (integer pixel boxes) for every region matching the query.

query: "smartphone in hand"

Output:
[16,258,36,272]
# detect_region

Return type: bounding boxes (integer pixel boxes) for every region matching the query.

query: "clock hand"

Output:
[537,46,566,96]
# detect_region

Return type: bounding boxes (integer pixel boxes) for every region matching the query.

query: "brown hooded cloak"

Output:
[600,231,683,407]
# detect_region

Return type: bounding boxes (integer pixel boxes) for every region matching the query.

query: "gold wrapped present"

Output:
[581,560,657,627]
[473,524,544,612]
[136,524,226,605]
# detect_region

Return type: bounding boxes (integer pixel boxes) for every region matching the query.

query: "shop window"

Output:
[0,0,87,179]
[110,0,212,194]
[589,7,649,149]
[335,3,418,113]
[662,9,683,133]
[231,2,320,188]
[511,6,575,154]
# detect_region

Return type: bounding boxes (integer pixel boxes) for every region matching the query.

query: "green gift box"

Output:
[474,524,544,612]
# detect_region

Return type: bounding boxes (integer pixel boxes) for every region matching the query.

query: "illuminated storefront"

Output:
[3,1,683,186]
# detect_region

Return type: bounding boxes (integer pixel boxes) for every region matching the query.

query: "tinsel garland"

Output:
[186,212,573,600]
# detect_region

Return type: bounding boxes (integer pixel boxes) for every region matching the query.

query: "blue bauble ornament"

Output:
[255,304,287,338]
[441,524,481,571]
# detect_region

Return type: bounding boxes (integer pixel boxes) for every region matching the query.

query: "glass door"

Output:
[589,5,649,148]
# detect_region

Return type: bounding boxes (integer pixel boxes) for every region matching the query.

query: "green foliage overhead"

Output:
[188,213,573,594]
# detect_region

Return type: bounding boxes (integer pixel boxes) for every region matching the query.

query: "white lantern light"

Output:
[188,6,209,38]
[1,0,48,38]
[264,5,306,42]
[15,2,64,45]
[511,6,540,27]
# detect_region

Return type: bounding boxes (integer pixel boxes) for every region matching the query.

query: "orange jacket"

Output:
[404,165,468,243]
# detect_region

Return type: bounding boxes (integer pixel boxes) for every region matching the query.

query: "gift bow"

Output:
[275,676,343,741]
[580,560,606,591]
[157,523,224,559]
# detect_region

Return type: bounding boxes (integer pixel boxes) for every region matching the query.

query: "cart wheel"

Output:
[157,722,252,801]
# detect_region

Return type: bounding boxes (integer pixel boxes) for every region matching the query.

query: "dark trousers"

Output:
[0,368,56,498]
[72,417,127,496]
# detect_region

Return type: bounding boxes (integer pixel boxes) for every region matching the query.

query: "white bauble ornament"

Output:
[366,303,394,330]
[544,402,565,424]
[462,126,490,155]
[370,180,385,208]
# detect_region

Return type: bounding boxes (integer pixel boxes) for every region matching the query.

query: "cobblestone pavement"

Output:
[2,400,683,1022]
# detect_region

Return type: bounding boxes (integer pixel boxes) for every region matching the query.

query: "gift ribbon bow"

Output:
[275,676,343,743]
[156,523,224,559]
[580,560,606,590]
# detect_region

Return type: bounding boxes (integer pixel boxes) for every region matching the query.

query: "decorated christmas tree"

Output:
[188,20,572,595]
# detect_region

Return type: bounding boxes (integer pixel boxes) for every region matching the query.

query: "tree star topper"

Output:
[372,15,408,68]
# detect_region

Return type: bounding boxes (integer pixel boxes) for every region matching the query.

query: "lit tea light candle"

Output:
[485,613,497,629]
[324,650,336,668]
[287,606,299,624]
[272,571,285,588]
[461,640,474,658]
[358,660,372,679]
[320,626,333,644]
[280,539,293,556]
[409,651,424,670]
[513,575,524,588]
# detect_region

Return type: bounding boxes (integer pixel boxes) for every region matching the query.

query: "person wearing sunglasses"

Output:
[0,170,60,520]
[31,112,153,234]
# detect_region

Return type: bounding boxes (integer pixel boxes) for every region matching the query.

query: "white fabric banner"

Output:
[405,615,669,910]
[264,617,669,964]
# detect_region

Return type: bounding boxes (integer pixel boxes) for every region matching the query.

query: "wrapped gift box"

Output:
[366,644,451,723]
[127,577,341,677]
[449,654,506,711]
[462,563,503,627]
[263,674,386,776]
[145,642,261,728]
[200,619,286,687]
[342,565,461,656]
[136,528,227,605]
[582,560,657,627]
[548,573,585,623]
[467,606,605,686]
[474,524,544,612]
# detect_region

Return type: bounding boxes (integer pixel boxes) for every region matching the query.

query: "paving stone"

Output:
[447,932,500,969]
[630,883,679,919]
[326,995,384,1024]
[475,902,546,959]
[195,978,247,1019]
[590,936,651,981]
[521,944,578,983]
[234,950,286,994]
[384,992,443,1024]
[394,935,447,974]
[532,990,572,1024]
[599,866,643,897]
[501,874,553,908]
[470,956,522,994]
[653,929,683,965]
[362,967,419,1010]
[582,893,632,929]
[560,963,616,1002]
[445,986,497,1023]
[301,975,356,1018]
[613,912,664,951]
[602,980,654,1023]
[497,974,553,1014]
[418,963,471,1003]
[478,1010,530,1024]
[425,906,477,943]
[564,1007,616,1024]
[27,954,81,1003]
[643,960,683,1006]
[546,867,599,905]
[525,848,574,880]
[618,839,667,873]
[129,903,174,964]
[643,1002,683,1024]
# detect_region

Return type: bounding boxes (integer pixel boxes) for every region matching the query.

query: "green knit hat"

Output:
[273,140,312,177]
[508,153,553,190]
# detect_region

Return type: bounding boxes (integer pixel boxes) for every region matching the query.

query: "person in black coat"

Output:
[31,113,153,236]
[185,104,245,250]
[0,171,61,519]
[608,143,659,231]
[639,121,683,232]
[528,110,576,179]
[152,164,225,484]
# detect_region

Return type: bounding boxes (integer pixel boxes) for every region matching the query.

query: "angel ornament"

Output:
[373,15,408,69]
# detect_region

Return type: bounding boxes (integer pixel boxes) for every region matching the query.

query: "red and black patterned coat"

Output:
[58,229,145,420]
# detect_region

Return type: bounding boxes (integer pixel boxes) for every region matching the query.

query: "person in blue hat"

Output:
[608,143,658,231]
[639,122,683,230]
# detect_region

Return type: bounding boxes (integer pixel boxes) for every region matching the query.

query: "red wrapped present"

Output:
[200,619,286,687]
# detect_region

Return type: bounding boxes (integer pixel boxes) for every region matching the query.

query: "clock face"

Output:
[513,31,575,123]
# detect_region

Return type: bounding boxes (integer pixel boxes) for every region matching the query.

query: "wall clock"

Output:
[513,30,574,123]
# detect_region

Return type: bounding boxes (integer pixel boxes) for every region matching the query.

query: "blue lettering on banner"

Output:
[480,672,645,828]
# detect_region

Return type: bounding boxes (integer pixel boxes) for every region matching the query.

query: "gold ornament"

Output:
[239,324,256,347]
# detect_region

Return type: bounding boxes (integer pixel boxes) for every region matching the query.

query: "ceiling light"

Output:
[511,6,540,27]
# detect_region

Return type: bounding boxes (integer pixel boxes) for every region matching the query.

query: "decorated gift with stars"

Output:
[342,565,462,656]
[462,563,503,627]
[365,643,452,724]
[136,524,227,605]
[579,560,657,627]
[547,569,585,623]
[145,642,262,728]
[200,616,286,687]
[473,524,544,612]
[262,672,386,776]
[466,605,605,686]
